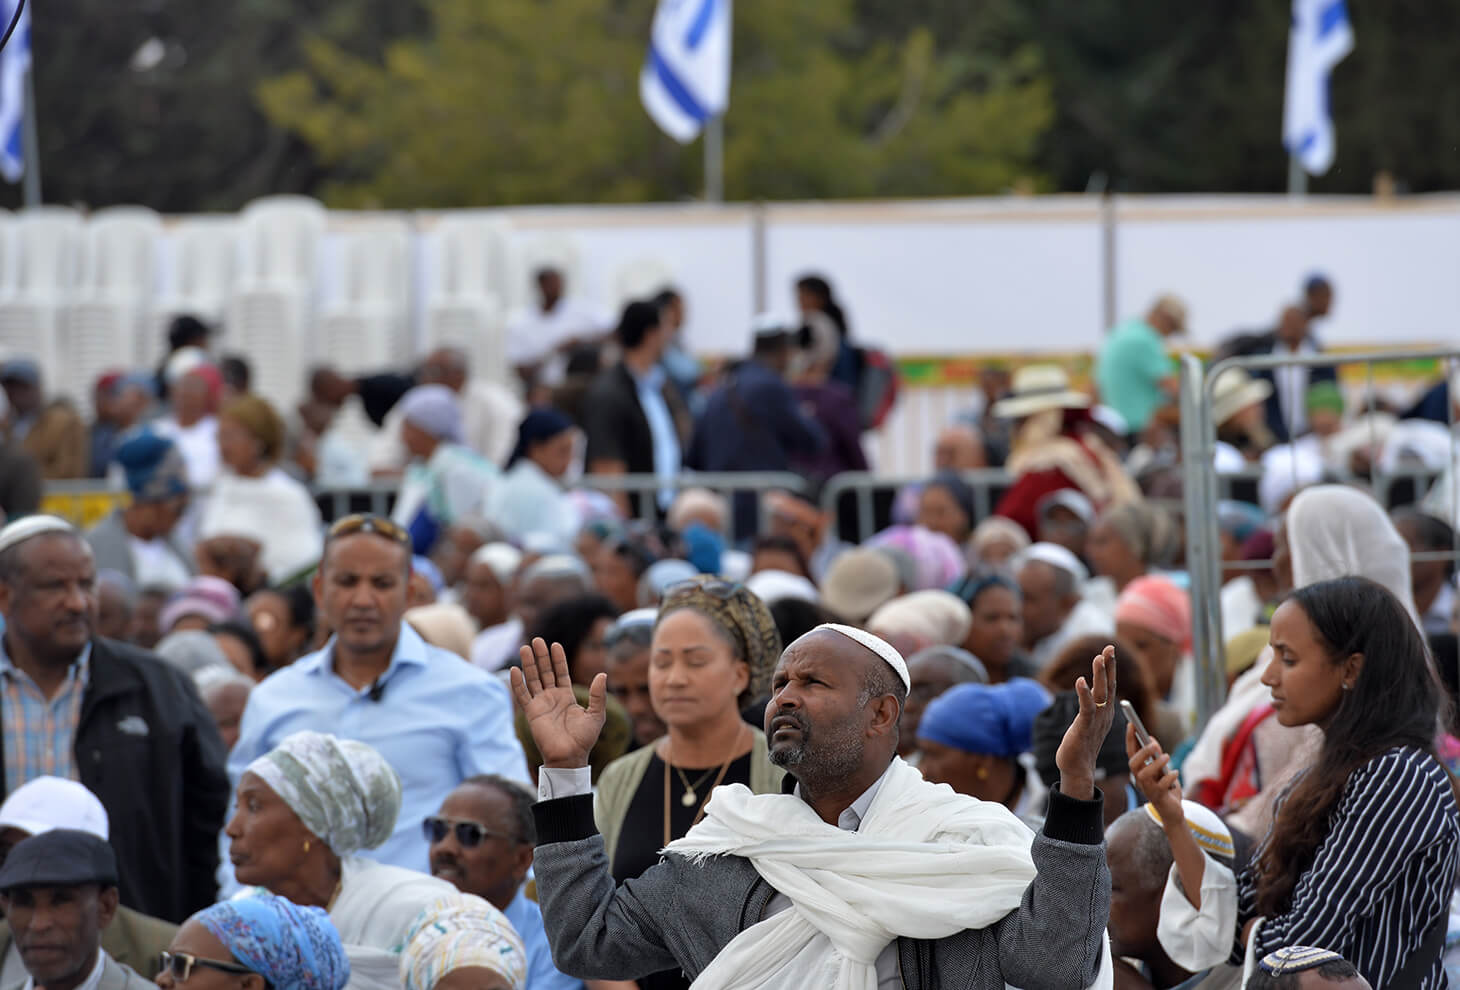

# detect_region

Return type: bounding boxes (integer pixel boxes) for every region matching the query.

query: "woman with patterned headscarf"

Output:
[588,577,785,990]
[162,893,351,990]
[399,893,527,990]
[225,731,455,990]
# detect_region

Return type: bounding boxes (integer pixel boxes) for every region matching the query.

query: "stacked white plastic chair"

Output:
[319,217,414,375]
[66,206,163,406]
[0,206,82,390]
[423,214,513,386]
[227,196,327,410]
[152,216,238,366]
[613,255,676,309]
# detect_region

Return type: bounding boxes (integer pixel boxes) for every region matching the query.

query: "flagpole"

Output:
[1287,153,1306,198]
[704,113,723,203]
[20,66,39,206]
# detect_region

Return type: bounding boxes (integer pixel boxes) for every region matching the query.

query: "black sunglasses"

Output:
[160,952,255,983]
[422,816,517,848]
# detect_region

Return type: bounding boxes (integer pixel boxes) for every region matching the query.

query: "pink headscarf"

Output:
[1114,575,1192,651]
[866,525,966,591]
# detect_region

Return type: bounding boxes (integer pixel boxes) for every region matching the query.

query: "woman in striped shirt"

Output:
[1131,575,1460,989]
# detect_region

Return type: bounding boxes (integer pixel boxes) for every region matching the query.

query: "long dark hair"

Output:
[796,274,850,340]
[1255,576,1443,915]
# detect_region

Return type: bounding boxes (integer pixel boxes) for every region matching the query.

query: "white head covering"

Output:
[1143,799,1235,861]
[745,569,820,606]
[1013,541,1089,584]
[0,515,75,555]
[468,543,523,584]
[0,776,109,840]
[866,591,973,649]
[1285,484,1418,626]
[399,385,464,443]
[1258,443,1325,515]
[812,623,911,691]
[400,893,528,990]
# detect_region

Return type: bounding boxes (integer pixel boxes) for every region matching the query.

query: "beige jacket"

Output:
[594,727,784,871]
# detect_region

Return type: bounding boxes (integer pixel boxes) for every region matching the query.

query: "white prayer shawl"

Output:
[664,757,1113,990]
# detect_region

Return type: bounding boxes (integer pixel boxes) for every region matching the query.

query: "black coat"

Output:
[0,638,230,923]
[581,363,690,517]
[1226,331,1339,443]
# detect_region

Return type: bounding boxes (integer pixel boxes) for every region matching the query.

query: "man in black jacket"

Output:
[582,301,690,518]
[0,516,228,924]
[1219,305,1338,443]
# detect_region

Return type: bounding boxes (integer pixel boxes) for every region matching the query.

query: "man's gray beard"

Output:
[771,720,865,789]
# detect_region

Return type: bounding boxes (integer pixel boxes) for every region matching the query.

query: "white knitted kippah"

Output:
[813,623,911,692]
[0,515,75,556]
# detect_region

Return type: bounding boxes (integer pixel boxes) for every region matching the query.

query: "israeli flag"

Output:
[0,0,29,183]
[639,0,731,143]
[1282,0,1353,177]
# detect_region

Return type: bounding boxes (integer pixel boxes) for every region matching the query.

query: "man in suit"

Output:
[582,301,690,518]
[0,830,152,990]
[1223,305,1338,443]
[0,778,174,982]
[0,516,229,923]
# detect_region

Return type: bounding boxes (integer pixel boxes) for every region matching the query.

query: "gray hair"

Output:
[156,630,231,676]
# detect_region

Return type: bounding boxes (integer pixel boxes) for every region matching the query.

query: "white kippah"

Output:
[814,623,911,692]
[0,515,75,556]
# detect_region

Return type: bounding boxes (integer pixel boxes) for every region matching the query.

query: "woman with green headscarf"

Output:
[590,577,785,987]
[225,731,455,990]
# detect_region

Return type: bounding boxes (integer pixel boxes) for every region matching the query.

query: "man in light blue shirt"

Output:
[427,775,583,990]
[228,515,528,873]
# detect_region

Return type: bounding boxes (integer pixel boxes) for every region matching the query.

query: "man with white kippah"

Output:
[1249,947,1370,990]
[0,778,176,982]
[514,621,1121,989]
[0,515,228,924]
[1015,542,1114,669]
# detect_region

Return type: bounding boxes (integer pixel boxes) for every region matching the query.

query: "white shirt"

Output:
[154,415,220,489]
[540,761,904,989]
[486,460,581,546]
[1272,340,1314,437]
[471,617,525,672]
[129,535,192,591]
[505,298,611,368]
[19,948,108,990]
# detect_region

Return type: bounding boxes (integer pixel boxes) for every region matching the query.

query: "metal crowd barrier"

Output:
[1180,347,1460,732]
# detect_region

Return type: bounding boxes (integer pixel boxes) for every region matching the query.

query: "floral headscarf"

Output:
[245,731,402,856]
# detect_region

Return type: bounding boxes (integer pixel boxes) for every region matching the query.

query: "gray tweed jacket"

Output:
[532,784,1110,989]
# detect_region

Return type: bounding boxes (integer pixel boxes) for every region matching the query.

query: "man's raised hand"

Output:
[509,638,607,769]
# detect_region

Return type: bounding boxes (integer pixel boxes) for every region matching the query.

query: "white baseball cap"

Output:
[0,776,110,840]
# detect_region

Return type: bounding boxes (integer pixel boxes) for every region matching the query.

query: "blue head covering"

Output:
[681,522,723,575]
[113,429,188,502]
[411,556,445,596]
[507,407,575,468]
[1216,500,1267,544]
[195,894,350,990]
[399,385,463,443]
[917,678,1052,759]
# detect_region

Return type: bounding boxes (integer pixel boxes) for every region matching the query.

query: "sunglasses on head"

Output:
[327,514,410,546]
[663,576,741,601]
[159,952,255,983]
[422,816,516,848]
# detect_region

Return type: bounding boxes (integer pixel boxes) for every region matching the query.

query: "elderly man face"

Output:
[0,535,97,668]
[932,425,985,472]
[4,882,117,988]
[428,779,534,912]
[765,630,903,797]
[1016,560,1077,649]
[1104,812,1167,963]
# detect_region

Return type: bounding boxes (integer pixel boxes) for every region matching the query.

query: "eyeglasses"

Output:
[422,816,517,848]
[327,514,410,546]
[160,952,256,983]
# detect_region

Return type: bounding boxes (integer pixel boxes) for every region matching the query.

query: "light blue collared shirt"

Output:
[228,623,528,872]
[630,364,681,509]
[504,888,585,990]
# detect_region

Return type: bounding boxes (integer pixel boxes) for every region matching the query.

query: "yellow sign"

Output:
[40,492,128,530]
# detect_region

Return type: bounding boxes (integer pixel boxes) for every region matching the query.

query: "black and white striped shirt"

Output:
[1236,746,1460,989]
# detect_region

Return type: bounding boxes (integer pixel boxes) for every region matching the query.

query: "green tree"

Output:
[256,0,1054,207]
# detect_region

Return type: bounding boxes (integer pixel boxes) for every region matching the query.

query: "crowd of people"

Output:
[0,267,1451,989]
